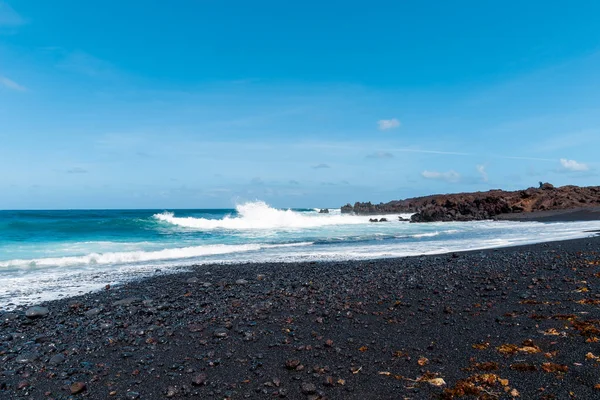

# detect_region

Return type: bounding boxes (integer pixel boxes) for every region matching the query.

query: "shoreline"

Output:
[349,207,600,223]
[496,207,600,222]
[2,235,600,398]
[2,222,599,311]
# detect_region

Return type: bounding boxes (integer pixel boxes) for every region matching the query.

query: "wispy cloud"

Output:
[312,163,331,169]
[0,76,26,91]
[56,51,117,78]
[559,158,589,172]
[389,147,472,156]
[299,141,559,161]
[250,177,264,185]
[421,170,461,183]
[66,167,88,174]
[536,130,600,153]
[289,180,300,185]
[495,155,557,162]
[377,118,401,131]
[476,164,488,182]
[0,1,24,27]
[366,151,394,159]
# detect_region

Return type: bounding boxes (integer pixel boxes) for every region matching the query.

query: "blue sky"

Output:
[0,1,599,209]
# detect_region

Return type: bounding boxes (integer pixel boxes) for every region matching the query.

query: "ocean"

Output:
[1,201,599,310]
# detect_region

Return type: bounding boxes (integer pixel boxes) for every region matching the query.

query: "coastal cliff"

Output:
[341,183,600,222]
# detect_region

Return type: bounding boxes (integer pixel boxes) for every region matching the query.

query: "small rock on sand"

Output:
[213,328,228,338]
[49,354,65,365]
[113,297,140,306]
[70,382,86,394]
[25,306,49,318]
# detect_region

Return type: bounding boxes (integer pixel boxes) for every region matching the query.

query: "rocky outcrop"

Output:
[318,209,329,214]
[341,184,600,222]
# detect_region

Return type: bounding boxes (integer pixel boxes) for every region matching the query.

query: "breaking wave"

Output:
[0,242,314,269]
[154,201,406,230]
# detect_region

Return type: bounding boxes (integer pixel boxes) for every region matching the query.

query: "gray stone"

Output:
[213,328,228,338]
[235,279,248,285]
[301,382,316,394]
[166,386,177,397]
[25,306,49,318]
[84,308,101,317]
[191,373,207,386]
[49,354,65,365]
[113,297,140,306]
[16,353,38,364]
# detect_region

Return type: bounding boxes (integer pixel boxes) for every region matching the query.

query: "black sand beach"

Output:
[2,235,600,399]
[497,207,600,223]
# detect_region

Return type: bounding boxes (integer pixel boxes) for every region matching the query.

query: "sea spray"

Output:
[153,201,409,230]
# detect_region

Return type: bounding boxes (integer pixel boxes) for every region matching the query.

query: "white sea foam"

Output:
[411,229,459,238]
[0,242,314,269]
[154,201,406,230]
[412,232,440,238]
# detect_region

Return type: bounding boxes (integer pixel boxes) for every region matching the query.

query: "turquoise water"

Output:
[1,201,599,309]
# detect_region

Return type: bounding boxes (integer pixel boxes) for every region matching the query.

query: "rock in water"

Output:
[25,306,49,318]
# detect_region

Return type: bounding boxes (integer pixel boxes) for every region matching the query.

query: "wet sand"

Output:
[2,235,600,399]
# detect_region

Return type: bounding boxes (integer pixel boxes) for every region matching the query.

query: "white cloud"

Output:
[0,76,26,91]
[366,151,394,159]
[476,165,488,182]
[560,158,589,172]
[421,170,461,183]
[0,1,24,27]
[377,118,400,131]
